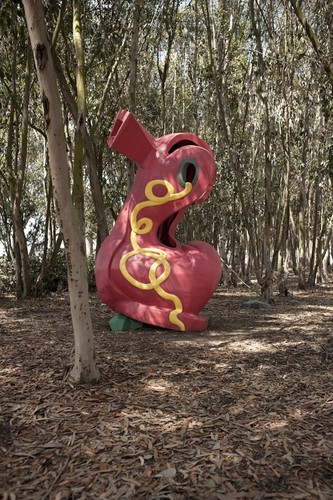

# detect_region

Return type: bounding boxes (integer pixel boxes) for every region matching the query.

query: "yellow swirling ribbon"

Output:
[119,180,192,331]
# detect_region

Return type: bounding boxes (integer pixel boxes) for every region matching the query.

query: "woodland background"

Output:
[0,0,333,301]
[2,2,333,495]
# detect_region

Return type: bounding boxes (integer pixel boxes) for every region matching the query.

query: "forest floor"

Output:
[1,279,333,499]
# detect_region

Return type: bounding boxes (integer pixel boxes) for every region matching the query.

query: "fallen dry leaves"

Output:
[1,281,333,499]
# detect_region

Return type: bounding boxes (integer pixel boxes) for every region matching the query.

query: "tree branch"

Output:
[288,0,333,90]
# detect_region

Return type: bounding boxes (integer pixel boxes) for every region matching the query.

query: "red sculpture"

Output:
[95,110,221,331]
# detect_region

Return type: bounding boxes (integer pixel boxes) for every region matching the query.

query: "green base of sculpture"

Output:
[109,313,143,332]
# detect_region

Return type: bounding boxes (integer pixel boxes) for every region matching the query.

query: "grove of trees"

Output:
[0,0,333,378]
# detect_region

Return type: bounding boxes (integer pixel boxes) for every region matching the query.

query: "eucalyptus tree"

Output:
[156,0,181,134]
[288,0,333,92]
[194,0,333,295]
[22,0,99,383]
[286,0,333,287]
[199,0,259,285]
[2,0,333,304]
[47,0,135,246]
[127,0,142,190]
[72,0,87,238]
[0,1,35,297]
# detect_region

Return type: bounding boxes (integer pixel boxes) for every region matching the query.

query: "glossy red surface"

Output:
[95,110,222,331]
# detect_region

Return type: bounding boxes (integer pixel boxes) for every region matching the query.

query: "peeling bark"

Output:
[35,42,48,70]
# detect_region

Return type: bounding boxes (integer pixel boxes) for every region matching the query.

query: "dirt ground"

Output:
[1,280,333,499]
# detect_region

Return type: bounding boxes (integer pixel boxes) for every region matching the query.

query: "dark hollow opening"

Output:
[168,140,197,154]
[157,213,178,248]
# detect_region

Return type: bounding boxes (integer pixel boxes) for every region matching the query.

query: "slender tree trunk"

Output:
[127,0,141,191]
[72,0,86,229]
[37,145,52,294]
[218,234,231,286]
[249,0,273,301]
[275,122,291,296]
[261,99,273,302]
[23,0,99,384]
[230,192,238,287]
[288,0,333,91]
[13,47,33,298]
[298,99,310,289]
[307,177,320,286]
[321,220,332,279]
[6,36,25,298]
[51,17,109,244]
[312,185,328,284]
[193,0,199,135]
[298,179,307,289]
[289,210,298,275]
[6,36,19,292]
[157,0,180,135]
[202,0,230,144]
[236,161,261,282]
[298,183,306,290]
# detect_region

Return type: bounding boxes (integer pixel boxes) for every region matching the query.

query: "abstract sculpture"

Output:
[95,110,221,331]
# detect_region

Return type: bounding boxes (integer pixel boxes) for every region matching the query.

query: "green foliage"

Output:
[0,257,15,295]
[87,254,97,291]
[0,249,98,296]
[1,0,333,294]
[30,250,68,294]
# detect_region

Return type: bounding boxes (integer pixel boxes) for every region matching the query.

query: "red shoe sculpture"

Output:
[95,110,222,331]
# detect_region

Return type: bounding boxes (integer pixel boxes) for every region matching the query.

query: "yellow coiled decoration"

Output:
[119,179,192,331]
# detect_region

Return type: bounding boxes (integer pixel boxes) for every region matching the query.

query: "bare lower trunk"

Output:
[13,208,31,297]
[23,0,99,384]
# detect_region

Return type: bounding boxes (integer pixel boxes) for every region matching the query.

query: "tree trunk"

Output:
[321,221,332,279]
[298,178,307,289]
[72,0,86,230]
[127,0,141,191]
[6,35,24,298]
[51,45,109,244]
[307,177,320,287]
[298,98,310,289]
[157,0,180,134]
[13,46,33,298]
[261,98,273,303]
[22,0,99,384]
[288,0,333,91]
[275,120,291,296]
[249,0,273,302]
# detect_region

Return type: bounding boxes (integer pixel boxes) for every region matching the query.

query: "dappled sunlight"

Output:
[300,301,333,309]
[2,286,333,497]
[287,407,309,421]
[219,339,276,353]
[222,338,314,354]
[264,419,289,430]
[213,362,230,371]
[144,378,174,393]
[0,365,22,376]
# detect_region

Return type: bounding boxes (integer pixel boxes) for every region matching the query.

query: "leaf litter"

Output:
[1,281,333,499]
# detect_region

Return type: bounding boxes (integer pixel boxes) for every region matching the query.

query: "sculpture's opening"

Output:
[168,139,197,154]
[185,163,196,183]
[157,149,199,248]
[178,158,199,188]
[157,213,178,248]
